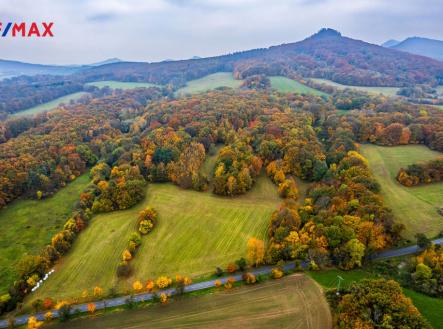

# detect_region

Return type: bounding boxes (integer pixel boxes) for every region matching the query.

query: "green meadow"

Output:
[361,144,443,240]
[0,174,90,294]
[85,81,161,89]
[12,92,88,117]
[175,72,243,96]
[311,78,400,97]
[27,177,280,303]
[270,76,328,96]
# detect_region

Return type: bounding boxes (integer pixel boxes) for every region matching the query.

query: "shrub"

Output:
[138,207,157,224]
[139,219,154,234]
[122,249,132,261]
[58,304,72,322]
[271,268,284,279]
[93,286,103,298]
[156,276,172,289]
[415,233,432,249]
[31,299,42,313]
[160,293,168,304]
[145,279,155,292]
[256,273,266,282]
[27,316,43,329]
[44,311,52,321]
[308,260,319,271]
[133,280,143,293]
[117,262,132,277]
[87,303,96,314]
[227,263,236,273]
[128,232,142,246]
[215,267,223,277]
[235,258,247,271]
[243,272,256,284]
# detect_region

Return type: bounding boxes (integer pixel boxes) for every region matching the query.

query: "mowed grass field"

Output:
[175,72,243,96]
[11,92,88,117]
[85,81,162,89]
[0,174,90,294]
[51,274,331,329]
[360,144,443,239]
[311,78,400,97]
[27,177,280,303]
[309,269,443,329]
[270,76,328,97]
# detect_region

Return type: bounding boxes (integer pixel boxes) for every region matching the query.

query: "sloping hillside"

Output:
[78,28,443,87]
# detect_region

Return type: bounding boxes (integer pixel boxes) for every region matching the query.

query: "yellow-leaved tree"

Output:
[27,316,43,329]
[247,237,265,267]
[93,286,103,298]
[156,276,172,289]
[133,280,143,293]
[87,303,96,314]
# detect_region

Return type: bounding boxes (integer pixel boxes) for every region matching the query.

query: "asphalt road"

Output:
[1,238,442,328]
[371,238,443,259]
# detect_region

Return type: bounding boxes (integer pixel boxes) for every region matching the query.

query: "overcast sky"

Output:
[0,0,442,65]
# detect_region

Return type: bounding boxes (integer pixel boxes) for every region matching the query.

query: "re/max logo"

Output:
[0,22,54,37]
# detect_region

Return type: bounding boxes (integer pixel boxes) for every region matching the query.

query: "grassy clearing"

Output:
[311,78,400,97]
[11,92,88,117]
[309,269,443,329]
[200,145,223,179]
[403,288,443,329]
[294,177,311,206]
[175,72,243,96]
[0,174,90,294]
[85,81,161,89]
[50,274,331,329]
[27,176,280,303]
[360,144,443,240]
[270,76,328,97]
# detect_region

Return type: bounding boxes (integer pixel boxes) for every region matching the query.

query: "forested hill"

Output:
[78,28,443,87]
[2,28,443,118]
[0,59,80,79]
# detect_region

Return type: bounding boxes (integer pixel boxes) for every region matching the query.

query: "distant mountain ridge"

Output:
[3,29,443,88]
[78,28,443,87]
[89,58,123,67]
[0,59,80,79]
[382,39,400,48]
[383,36,443,62]
[0,58,123,79]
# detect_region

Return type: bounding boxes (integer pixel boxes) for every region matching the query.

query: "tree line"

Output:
[397,158,443,186]
[0,88,162,209]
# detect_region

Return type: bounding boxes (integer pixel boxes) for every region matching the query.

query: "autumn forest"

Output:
[1,28,443,329]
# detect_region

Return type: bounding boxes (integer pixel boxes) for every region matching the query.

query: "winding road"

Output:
[1,238,442,328]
